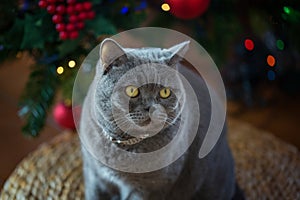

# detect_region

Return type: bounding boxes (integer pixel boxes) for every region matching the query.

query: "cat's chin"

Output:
[134,118,151,127]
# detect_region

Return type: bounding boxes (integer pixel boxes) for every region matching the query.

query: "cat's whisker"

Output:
[113,118,128,125]
[112,117,133,129]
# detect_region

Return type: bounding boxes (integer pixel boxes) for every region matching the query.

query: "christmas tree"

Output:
[0,0,299,136]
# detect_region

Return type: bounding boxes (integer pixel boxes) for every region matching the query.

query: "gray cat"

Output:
[80,38,238,200]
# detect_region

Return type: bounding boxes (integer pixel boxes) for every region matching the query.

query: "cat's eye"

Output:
[159,87,171,98]
[125,86,139,98]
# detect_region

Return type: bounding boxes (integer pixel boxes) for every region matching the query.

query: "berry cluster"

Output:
[38,0,95,40]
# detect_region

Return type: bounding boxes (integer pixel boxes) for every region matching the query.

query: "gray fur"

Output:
[80,39,236,200]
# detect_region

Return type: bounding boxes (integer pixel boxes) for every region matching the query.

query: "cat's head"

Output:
[94,39,189,140]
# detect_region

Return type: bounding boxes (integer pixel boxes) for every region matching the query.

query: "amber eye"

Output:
[159,87,171,98]
[125,86,139,98]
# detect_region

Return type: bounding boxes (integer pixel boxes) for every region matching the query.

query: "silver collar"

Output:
[102,130,147,146]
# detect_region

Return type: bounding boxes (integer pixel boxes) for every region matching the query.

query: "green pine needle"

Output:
[18,64,58,137]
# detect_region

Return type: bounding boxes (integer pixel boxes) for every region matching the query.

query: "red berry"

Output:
[66,5,75,14]
[52,14,63,24]
[76,22,84,29]
[67,0,76,4]
[75,3,84,12]
[69,15,78,23]
[87,11,95,19]
[59,31,68,40]
[47,0,56,3]
[56,23,65,32]
[66,23,75,31]
[38,0,48,8]
[56,5,66,14]
[78,12,88,20]
[47,4,56,14]
[69,31,79,39]
[83,2,92,10]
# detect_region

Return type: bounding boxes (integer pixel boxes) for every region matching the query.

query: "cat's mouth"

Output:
[130,116,151,126]
[135,118,151,126]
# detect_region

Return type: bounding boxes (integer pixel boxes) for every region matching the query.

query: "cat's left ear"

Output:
[99,38,126,74]
[167,41,190,66]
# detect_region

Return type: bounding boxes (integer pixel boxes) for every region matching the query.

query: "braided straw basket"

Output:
[1,118,299,200]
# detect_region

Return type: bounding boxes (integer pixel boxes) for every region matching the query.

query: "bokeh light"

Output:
[283,6,291,15]
[68,60,76,68]
[57,66,64,74]
[120,6,129,14]
[276,39,284,50]
[161,3,170,12]
[244,39,254,51]
[267,70,276,81]
[267,55,276,67]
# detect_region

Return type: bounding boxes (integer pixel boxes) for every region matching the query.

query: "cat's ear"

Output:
[99,38,126,74]
[167,41,190,66]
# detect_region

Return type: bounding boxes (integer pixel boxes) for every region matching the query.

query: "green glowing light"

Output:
[283,6,291,14]
[276,40,284,50]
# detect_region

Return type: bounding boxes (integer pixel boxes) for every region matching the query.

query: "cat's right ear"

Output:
[99,38,126,74]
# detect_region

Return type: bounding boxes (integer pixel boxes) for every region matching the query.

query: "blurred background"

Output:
[0,0,299,188]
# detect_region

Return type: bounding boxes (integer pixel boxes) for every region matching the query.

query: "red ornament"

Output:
[67,0,77,4]
[38,0,48,8]
[87,11,95,19]
[56,23,65,31]
[69,31,79,39]
[59,31,69,40]
[75,3,84,12]
[78,12,88,20]
[53,102,76,130]
[39,0,94,40]
[66,5,75,14]
[69,15,78,23]
[56,5,66,14]
[66,23,75,31]
[166,0,210,19]
[47,0,57,4]
[83,2,92,10]
[52,14,63,23]
[46,4,56,14]
[76,21,84,29]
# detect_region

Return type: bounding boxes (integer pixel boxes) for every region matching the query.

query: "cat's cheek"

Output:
[110,95,128,113]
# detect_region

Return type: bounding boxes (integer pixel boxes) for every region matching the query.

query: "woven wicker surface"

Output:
[1,118,299,200]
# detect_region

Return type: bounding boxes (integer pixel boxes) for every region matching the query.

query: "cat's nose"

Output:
[144,106,150,112]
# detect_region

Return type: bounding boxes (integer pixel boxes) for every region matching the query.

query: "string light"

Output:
[283,6,291,15]
[161,3,170,12]
[267,55,276,67]
[244,39,254,51]
[57,66,64,74]
[276,39,284,50]
[120,6,129,14]
[267,70,276,81]
[68,60,76,68]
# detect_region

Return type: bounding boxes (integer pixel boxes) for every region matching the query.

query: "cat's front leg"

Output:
[83,169,120,200]
[82,148,119,200]
[84,179,108,200]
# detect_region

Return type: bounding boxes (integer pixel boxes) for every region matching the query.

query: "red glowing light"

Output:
[244,39,254,51]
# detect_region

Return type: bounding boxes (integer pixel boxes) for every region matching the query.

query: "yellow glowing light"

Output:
[57,66,64,74]
[64,99,72,107]
[161,3,170,12]
[68,60,76,68]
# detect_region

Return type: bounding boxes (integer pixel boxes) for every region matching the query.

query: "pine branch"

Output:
[18,63,59,137]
